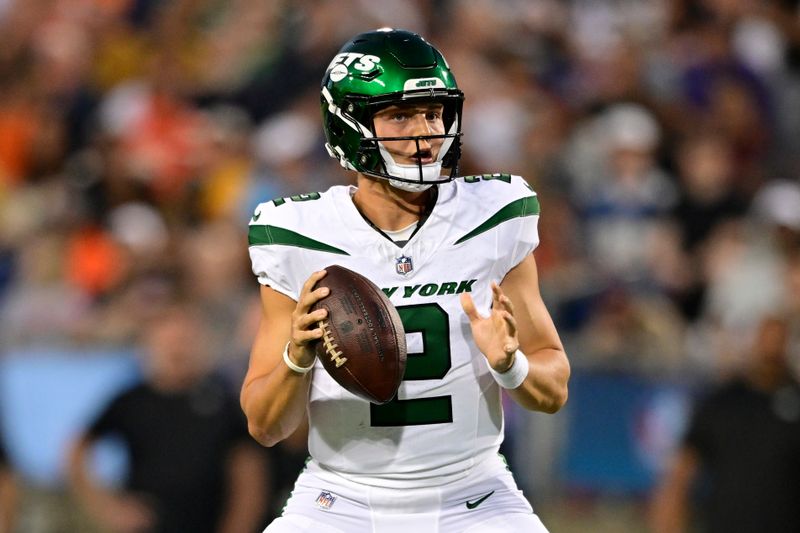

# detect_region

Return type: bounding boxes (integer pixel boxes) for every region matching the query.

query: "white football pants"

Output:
[263,457,548,533]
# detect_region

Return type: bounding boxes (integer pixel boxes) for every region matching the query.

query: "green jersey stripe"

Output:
[248,225,350,255]
[454,195,540,245]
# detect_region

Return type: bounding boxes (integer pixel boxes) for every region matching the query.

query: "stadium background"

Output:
[1,0,799,531]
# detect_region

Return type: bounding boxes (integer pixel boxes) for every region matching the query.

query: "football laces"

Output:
[318,320,348,368]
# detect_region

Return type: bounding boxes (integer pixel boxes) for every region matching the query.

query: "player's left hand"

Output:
[460,282,519,372]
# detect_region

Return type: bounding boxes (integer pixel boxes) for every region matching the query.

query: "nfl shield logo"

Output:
[396,255,413,275]
[315,490,337,510]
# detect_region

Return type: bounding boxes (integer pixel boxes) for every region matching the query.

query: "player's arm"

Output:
[67,434,155,532]
[649,445,699,533]
[240,271,329,447]
[497,253,570,412]
[217,442,268,533]
[0,460,17,533]
[461,253,570,413]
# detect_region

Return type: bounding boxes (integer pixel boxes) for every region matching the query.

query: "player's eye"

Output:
[425,110,442,121]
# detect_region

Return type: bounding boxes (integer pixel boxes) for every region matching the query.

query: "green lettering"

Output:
[456,279,477,293]
[271,192,321,206]
[290,192,321,202]
[403,285,421,298]
[437,282,457,296]
[419,283,438,297]
[382,287,398,298]
[464,174,513,184]
[482,173,511,183]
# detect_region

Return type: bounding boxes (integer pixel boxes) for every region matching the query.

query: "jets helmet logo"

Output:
[327,53,381,82]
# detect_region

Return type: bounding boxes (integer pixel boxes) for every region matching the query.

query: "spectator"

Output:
[668,132,749,319]
[698,180,800,373]
[67,303,267,533]
[0,436,18,533]
[0,0,799,530]
[0,230,91,348]
[650,315,800,533]
[570,103,677,285]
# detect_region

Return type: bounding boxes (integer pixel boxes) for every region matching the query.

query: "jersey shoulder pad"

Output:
[247,188,349,255]
[247,188,348,298]
[453,174,540,238]
[458,172,538,206]
[249,191,324,232]
[451,174,540,272]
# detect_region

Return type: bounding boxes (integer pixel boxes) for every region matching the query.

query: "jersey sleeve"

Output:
[501,175,541,274]
[247,202,305,301]
[507,189,540,270]
[452,174,541,277]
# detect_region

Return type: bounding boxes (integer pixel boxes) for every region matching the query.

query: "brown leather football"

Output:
[310,265,407,404]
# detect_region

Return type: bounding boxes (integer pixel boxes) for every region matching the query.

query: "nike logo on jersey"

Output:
[465,490,495,509]
[251,210,261,222]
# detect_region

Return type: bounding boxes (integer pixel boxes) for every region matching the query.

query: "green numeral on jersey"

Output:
[370,303,453,426]
[271,192,321,206]
[464,173,511,184]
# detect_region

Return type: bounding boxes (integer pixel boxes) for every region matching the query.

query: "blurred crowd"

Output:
[1,0,799,531]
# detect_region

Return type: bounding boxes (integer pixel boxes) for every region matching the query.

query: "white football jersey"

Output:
[249,174,540,489]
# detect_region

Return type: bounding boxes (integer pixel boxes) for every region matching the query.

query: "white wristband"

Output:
[283,342,314,374]
[488,350,529,389]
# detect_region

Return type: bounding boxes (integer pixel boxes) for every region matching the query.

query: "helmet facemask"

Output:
[366,94,462,191]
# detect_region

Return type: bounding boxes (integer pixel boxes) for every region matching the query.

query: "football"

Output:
[310,265,407,404]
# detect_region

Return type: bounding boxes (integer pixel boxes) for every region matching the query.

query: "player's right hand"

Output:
[288,270,329,367]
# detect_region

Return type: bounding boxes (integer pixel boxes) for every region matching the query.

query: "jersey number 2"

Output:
[369,303,453,426]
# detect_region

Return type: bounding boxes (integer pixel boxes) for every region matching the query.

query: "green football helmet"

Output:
[321,29,464,191]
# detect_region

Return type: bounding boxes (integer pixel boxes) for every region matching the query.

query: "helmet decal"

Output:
[321,86,372,137]
[403,78,446,91]
[326,53,382,73]
[329,64,348,83]
[326,53,383,83]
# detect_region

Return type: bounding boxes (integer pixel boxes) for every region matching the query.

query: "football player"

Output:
[242,28,570,532]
